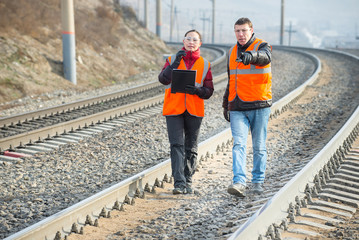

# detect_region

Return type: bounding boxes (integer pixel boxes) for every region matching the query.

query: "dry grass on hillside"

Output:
[0,0,171,104]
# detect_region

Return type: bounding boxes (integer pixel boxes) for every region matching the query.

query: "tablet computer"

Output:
[171,69,196,93]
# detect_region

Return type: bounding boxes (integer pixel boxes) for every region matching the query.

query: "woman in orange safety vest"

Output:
[158,29,214,194]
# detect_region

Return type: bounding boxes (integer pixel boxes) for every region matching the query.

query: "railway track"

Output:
[231,107,359,240]
[0,45,227,156]
[0,46,226,156]
[1,46,358,240]
[230,48,359,240]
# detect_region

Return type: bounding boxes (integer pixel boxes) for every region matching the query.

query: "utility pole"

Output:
[280,0,285,45]
[137,0,140,20]
[211,0,215,44]
[219,22,223,43]
[200,12,210,42]
[170,0,174,42]
[285,21,296,46]
[156,0,162,38]
[189,19,196,29]
[144,0,149,29]
[175,7,181,41]
[61,0,76,85]
[207,17,211,43]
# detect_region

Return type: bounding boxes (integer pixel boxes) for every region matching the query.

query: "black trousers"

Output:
[166,111,202,188]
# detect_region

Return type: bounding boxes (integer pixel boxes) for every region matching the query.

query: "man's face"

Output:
[234,23,253,45]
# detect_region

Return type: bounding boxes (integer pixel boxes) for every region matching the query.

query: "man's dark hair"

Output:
[184,29,202,42]
[234,17,253,28]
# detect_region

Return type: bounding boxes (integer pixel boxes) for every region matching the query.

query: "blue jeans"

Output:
[230,107,270,185]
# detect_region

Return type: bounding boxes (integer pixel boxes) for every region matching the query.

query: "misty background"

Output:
[120,0,359,48]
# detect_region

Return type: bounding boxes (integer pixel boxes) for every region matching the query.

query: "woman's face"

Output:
[183,31,202,52]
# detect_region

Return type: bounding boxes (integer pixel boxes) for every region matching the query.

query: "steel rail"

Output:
[229,106,359,240]
[228,47,359,240]
[3,121,233,240]
[200,43,227,66]
[0,73,227,151]
[4,47,321,240]
[0,46,227,151]
[0,81,161,127]
[278,45,359,61]
[0,45,225,127]
[1,95,163,150]
[269,46,321,117]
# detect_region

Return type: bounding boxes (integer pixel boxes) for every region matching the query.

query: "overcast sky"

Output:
[121,0,359,47]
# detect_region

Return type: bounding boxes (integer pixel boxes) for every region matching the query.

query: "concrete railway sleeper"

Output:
[231,108,359,240]
[1,47,358,240]
[0,46,310,161]
[0,46,227,151]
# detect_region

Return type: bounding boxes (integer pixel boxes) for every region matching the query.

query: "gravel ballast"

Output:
[1,48,359,239]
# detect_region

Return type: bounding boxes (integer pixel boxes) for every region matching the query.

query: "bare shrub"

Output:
[75,0,123,51]
[128,65,138,75]
[121,5,137,21]
[96,5,119,23]
[0,0,60,41]
[0,0,137,49]
[75,11,120,51]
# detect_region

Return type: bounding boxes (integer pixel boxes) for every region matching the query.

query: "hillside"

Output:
[0,0,172,104]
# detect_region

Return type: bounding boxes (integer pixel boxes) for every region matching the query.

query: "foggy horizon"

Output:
[121,0,359,48]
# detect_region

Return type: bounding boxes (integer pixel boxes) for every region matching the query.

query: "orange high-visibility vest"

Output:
[162,55,210,117]
[228,38,272,104]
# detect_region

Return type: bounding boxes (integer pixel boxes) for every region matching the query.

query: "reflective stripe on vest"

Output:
[229,68,271,75]
[227,38,272,103]
[162,56,210,117]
